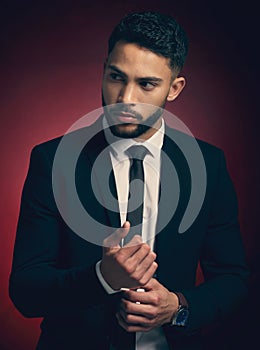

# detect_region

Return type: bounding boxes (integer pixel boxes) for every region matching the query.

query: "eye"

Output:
[109,73,124,81]
[139,81,157,91]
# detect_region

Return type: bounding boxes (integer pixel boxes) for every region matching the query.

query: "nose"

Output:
[118,83,137,104]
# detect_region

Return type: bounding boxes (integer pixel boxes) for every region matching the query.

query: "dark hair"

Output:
[108,11,189,75]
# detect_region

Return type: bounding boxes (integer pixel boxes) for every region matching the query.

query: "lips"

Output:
[113,112,139,124]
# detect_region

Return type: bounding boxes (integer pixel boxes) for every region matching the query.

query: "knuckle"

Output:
[113,252,121,263]
[139,276,148,285]
[154,296,160,304]
[114,251,126,265]
[115,250,124,261]
[141,244,150,254]
[148,310,157,319]
[132,270,142,281]
[153,262,158,269]
[151,251,157,259]
[151,262,158,274]
[140,271,153,284]
[125,264,135,275]
[125,314,132,323]
[148,251,156,261]
[142,322,153,331]
[151,295,160,304]
[123,302,131,313]
[133,234,143,243]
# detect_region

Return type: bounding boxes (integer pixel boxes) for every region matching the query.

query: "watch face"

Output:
[176,308,189,326]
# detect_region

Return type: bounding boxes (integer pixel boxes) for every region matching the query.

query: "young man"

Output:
[9,11,249,350]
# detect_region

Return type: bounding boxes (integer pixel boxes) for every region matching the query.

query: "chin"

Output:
[110,124,150,139]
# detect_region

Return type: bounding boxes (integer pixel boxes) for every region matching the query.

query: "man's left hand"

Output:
[116,278,179,332]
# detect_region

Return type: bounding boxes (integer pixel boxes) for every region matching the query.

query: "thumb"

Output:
[103,221,130,249]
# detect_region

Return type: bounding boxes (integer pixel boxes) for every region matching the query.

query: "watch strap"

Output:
[175,292,189,308]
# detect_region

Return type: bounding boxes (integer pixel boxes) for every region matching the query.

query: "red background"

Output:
[0,1,259,349]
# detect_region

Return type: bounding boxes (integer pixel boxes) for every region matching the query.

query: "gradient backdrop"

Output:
[0,1,259,349]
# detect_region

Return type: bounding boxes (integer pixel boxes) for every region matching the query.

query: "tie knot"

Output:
[127,145,148,161]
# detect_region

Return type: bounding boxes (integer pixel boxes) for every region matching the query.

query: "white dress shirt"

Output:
[96,116,170,350]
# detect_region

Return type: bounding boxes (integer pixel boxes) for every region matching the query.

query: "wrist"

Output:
[166,292,179,324]
[96,261,118,294]
[168,292,189,327]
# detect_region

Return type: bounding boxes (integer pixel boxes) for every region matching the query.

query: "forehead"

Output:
[106,41,172,79]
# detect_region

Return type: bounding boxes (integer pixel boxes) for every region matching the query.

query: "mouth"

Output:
[111,112,140,124]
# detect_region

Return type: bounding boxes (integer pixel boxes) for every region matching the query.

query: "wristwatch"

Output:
[170,292,189,327]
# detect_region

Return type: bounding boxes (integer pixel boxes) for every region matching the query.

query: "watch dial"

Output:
[176,308,189,326]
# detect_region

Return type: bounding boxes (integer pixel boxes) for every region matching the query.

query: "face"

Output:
[102,41,185,140]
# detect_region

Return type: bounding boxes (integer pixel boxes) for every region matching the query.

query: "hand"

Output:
[100,222,158,290]
[116,278,179,332]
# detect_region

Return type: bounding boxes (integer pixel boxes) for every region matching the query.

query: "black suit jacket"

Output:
[9,119,249,350]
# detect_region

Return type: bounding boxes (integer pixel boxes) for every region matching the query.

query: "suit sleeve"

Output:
[9,145,110,318]
[169,150,250,336]
[187,150,249,331]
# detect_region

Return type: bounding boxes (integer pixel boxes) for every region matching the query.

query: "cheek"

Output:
[102,82,119,101]
[143,90,169,106]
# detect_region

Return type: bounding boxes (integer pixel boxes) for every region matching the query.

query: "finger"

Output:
[116,313,152,333]
[141,277,159,291]
[112,241,152,273]
[113,243,150,270]
[116,312,151,333]
[135,261,158,286]
[123,289,159,306]
[120,299,156,319]
[134,251,157,275]
[125,244,153,270]
[119,308,155,325]
[123,233,143,247]
[116,312,136,332]
[122,252,156,286]
[103,222,130,249]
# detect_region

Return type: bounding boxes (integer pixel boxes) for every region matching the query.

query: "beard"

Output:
[102,94,165,139]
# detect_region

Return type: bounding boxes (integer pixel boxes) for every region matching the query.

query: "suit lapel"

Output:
[76,120,121,238]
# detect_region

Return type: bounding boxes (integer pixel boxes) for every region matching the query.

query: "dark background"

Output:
[0,0,259,349]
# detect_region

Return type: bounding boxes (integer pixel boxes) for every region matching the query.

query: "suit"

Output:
[9,118,249,349]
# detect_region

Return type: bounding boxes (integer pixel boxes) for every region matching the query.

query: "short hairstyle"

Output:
[108,11,189,75]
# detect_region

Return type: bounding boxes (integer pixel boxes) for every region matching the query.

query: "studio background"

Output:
[0,1,259,349]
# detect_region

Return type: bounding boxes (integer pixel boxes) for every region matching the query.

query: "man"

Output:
[9,11,249,350]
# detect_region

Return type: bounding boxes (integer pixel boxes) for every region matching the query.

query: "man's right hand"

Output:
[100,221,158,290]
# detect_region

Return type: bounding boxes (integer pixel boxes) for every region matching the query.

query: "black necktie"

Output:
[111,145,148,350]
[124,145,148,245]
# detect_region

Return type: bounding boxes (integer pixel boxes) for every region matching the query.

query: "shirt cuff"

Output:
[95,260,120,294]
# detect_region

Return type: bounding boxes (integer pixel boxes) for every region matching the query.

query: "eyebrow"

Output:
[108,64,163,82]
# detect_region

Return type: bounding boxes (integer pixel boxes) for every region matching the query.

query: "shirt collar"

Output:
[103,116,164,161]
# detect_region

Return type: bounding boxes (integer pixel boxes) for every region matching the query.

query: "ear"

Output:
[167,77,186,102]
